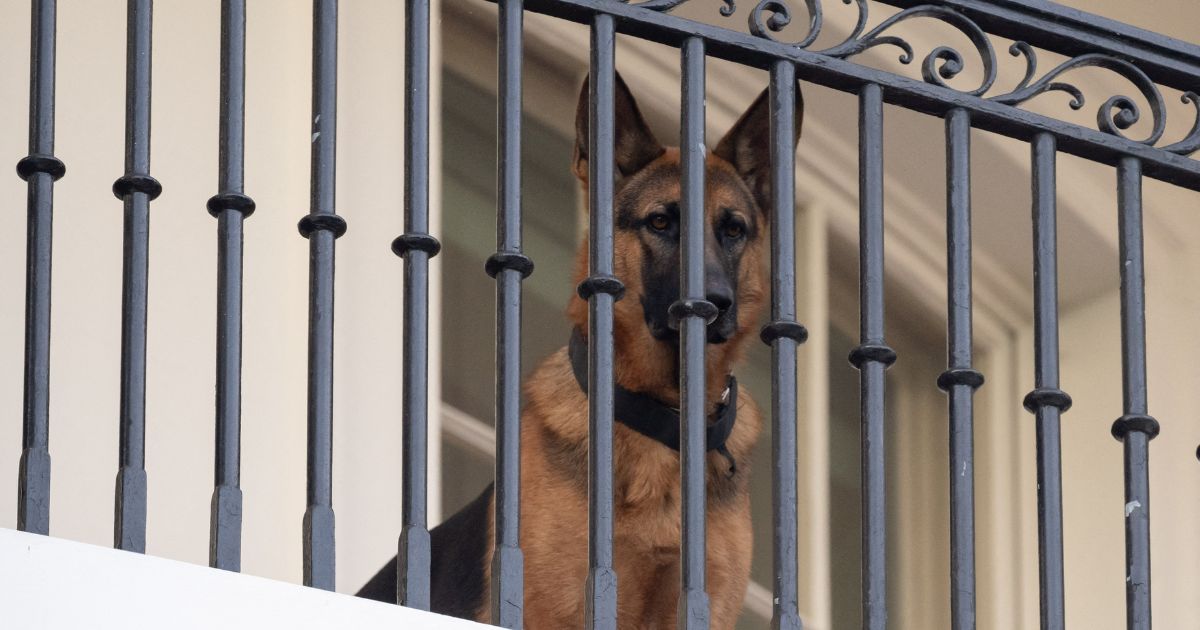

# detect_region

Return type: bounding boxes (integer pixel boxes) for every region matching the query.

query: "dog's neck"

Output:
[567,309,747,413]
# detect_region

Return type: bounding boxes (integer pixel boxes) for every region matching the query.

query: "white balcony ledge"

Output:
[1,528,489,630]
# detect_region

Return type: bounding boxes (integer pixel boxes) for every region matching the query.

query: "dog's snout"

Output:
[705,278,734,314]
[704,255,735,314]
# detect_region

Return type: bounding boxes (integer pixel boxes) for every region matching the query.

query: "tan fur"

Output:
[469,74,800,629]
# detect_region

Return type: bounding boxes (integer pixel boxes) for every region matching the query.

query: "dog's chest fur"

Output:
[494,350,760,627]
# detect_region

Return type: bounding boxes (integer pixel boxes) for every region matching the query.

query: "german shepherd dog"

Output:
[360,72,802,628]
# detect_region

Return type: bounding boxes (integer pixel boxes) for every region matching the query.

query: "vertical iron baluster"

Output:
[1112,156,1156,630]
[16,0,65,537]
[394,0,441,609]
[486,0,530,625]
[112,0,160,554]
[675,35,711,630]
[938,107,982,630]
[582,13,621,630]
[849,82,894,630]
[1024,133,1069,630]
[207,0,255,573]
[297,0,343,591]
[760,60,805,630]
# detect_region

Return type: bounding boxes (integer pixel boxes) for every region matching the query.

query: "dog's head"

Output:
[568,73,803,355]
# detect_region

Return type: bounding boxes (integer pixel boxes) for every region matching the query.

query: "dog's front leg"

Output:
[704,498,754,630]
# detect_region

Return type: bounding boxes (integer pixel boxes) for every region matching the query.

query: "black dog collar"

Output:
[567,328,738,475]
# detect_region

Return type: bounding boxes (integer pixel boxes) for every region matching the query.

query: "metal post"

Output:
[1025,132,1069,630]
[849,82,895,630]
[298,0,343,591]
[487,0,531,624]
[394,0,441,609]
[760,59,805,630]
[207,0,255,573]
[112,0,160,554]
[939,107,982,630]
[1112,156,1156,630]
[16,0,65,537]
[676,35,712,630]
[583,13,620,630]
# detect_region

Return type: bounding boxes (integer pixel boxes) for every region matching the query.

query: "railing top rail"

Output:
[877,0,1200,93]
[511,0,1200,192]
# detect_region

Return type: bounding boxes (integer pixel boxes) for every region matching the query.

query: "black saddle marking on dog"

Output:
[357,482,494,620]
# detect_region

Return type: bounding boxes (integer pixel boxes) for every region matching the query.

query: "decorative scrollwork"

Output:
[819,5,997,96]
[630,0,1200,155]
[746,2,996,96]
[1162,92,1200,155]
[749,0,822,49]
[746,2,997,95]
[990,44,1166,145]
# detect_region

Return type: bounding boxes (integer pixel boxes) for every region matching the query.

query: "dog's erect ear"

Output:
[573,73,665,182]
[713,84,804,214]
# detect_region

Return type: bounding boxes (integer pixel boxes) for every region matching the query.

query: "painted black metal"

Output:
[876,0,1200,95]
[850,81,895,630]
[584,14,620,630]
[208,0,253,574]
[396,0,441,610]
[17,0,62,537]
[300,0,340,592]
[112,0,157,555]
[510,0,1200,191]
[764,60,804,630]
[1112,157,1157,630]
[676,35,712,630]
[939,107,982,630]
[1025,132,1068,630]
[490,0,527,625]
[760,321,807,345]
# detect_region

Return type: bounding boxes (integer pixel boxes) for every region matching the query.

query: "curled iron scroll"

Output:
[1163,93,1200,155]
[747,2,996,95]
[990,44,1166,145]
[986,42,1200,153]
[630,0,1200,155]
[820,5,997,96]
[748,0,824,49]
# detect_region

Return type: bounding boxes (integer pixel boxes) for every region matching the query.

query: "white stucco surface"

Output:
[1,528,487,630]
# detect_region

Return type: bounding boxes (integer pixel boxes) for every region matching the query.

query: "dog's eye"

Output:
[724,222,745,239]
[648,214,671,231]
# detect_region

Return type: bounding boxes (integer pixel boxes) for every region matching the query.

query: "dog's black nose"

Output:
[706,285,734,314]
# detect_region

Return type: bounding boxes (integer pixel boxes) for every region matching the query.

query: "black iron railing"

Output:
[16,0,62,539]
[112,0,157,555]
[582,16,620,626]
[850,80,892,630]
[396,0,438,609]
[208,0,254,573]
[12,1,1200,629]
[488,0,531,625]
[298,0,343,592]
[1026,130,1069,630]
